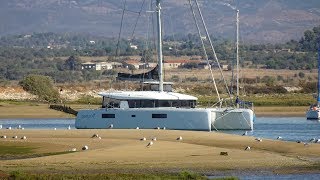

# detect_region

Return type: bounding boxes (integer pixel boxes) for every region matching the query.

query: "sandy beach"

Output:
[0,129,319,175]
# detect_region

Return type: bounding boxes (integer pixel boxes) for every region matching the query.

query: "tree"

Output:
[64,56,82,71]
[19,74,60,102]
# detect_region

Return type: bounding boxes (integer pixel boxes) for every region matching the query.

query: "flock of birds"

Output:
[241,130,320,150]
[1,125,319,153]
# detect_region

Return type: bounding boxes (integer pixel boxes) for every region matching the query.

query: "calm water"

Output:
[1,117,320,179]
[0,117,320,142]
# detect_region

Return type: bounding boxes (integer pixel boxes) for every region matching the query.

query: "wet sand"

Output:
[0,129,319,174]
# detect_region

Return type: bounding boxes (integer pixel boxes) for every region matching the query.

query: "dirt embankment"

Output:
[0,86,104,101]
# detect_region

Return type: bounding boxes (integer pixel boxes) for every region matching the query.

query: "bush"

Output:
[19,74,60,102]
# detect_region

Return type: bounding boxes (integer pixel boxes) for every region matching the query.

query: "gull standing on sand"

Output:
[152,137,157,141]
[109,124,113,129]
[245,146,251,150]
[176,136,183,141]
[146,141,153,148]
[255,138,262,142]
[0,125,2,129]
[277,136,282,140]
[242,131,247,136]
[21,136,27,140]
[140,137,146,141]
[67,125,71,130]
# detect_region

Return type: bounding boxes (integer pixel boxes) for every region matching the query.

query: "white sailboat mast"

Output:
[156,0,164,92]
[236,9,240,107]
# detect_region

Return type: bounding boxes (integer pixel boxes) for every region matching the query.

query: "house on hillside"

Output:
[164,59,202,69]
[81,62,122,70]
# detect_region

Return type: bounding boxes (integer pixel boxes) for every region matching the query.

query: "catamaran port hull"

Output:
[75,108,212,131]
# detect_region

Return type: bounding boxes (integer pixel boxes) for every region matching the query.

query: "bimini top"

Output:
[98,91,197,101]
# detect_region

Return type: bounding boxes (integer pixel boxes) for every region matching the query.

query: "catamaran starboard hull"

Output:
[210,108,254,130]
[306,110,320,120]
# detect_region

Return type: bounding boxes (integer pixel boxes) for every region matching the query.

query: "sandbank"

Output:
[0,129,319,175]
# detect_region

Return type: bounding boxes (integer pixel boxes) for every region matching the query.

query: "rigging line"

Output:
[188,0,221,103]
[115,0,127,57]
[194,0,232,100]
[130,0,146,39]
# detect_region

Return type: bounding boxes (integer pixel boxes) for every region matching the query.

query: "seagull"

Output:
[91,134,99,138]
[176,136,183,141]
[54,128,57,130]
[82,145,89,150]
[136,127,139,129]
[163,127,166,130]
[1,135,6,139]
[277,136,282,140]
[242,131,248,136]
[156,127,160,130]
[12,136,18,139]
[245,146,251,150]
[146,141,153,148]
[140,137,146,141]
[315,139,320,143]
[109,124,113,129]
[0,125,2,129]
[152,137,157,141]
[70,148,77,152]
[296,140,302,143]
[7,127,11,130]
[309,138,316,142]
[18,125,22,129]
[21,136,27,140]
[304,142,310,146]
[67,125,71,130]
[255,138,262,142]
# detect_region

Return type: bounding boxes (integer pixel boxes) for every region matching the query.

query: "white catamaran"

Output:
[75,0,254,131]
[306,41,320,120]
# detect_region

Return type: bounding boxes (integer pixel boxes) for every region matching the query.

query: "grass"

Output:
[0,144,74,160]
[5,170,238,180]
[0,145,35,155]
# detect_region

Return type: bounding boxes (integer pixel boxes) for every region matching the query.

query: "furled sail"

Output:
[117,65,159,81]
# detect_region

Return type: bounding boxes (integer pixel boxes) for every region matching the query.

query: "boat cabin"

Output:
[99,91,197,109]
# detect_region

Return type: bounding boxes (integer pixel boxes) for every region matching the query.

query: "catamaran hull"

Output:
[75,108,254,131]
[210,108,254,130]
[75,108,212,131]
[306,110,320,120]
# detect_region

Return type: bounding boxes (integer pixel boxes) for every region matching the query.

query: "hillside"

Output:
[0,0,319,43]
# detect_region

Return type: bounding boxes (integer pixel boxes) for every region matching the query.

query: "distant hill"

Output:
[0,0,319,43]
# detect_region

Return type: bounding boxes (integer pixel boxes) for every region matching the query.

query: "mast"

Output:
[317,39,320,107]
[236,9,239,108]
[156,0,164,92]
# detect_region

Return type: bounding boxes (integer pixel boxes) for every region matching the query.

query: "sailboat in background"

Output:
[75,0,254,131]
[306,41,320,120]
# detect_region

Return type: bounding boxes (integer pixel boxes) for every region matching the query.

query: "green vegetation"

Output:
[4,170,239,180]
[19,74,60,102]
[0,145,35,155]
[0,25,319,84]
[0,144,74,160]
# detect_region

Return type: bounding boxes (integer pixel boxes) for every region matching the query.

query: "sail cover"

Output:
[117,65,159,81]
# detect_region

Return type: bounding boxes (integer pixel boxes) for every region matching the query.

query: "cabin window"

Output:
[103,97,121,108]
[131,115,136,117]
[102,114,115,118]
[152,114,167,118]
